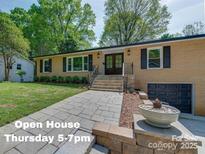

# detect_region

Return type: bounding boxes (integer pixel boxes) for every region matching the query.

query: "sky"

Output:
[0,0,204,46]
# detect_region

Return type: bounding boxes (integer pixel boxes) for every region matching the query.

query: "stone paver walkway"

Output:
[0,90,123,154]
[179,118,205,154]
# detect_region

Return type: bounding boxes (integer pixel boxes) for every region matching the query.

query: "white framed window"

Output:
[43,59,50,73]
[147,47,163,69]
[67,56,88,72]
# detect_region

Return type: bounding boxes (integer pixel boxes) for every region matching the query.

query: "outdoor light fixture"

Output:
[127,49,131,56]
[97,52,100,58]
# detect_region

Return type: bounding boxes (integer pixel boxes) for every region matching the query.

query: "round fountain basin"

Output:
[138,104,180,128]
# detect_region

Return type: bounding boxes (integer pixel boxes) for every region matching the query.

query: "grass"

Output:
[0,82,87,126]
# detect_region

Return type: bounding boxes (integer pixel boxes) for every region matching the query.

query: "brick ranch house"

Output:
[33,34,205,116]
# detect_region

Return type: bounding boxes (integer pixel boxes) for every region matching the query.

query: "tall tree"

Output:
[10,0,96,56]
[182,21,205,36]
[160,33,182,39]
[10,6,55,56]
[99,0,171,46]
[0,13,30,81]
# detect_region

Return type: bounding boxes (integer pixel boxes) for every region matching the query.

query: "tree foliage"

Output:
[99,0,171,46]
[160,33,182,39]
[0,13,30,81]
[182,21,205,36]
[10,0,96,56]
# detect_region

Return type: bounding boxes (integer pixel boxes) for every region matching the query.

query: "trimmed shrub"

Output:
[57,76,64,83]
[34,76,39,82]
[39,76,44,82]
[72,76,80,84]
[65,76,72,83]
[40,76,50,82]
[51,76,58,82]
[81,77,88,84]
[128,87,136,93]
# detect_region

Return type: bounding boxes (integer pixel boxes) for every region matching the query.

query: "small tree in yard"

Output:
[0,13,30,81]
[16,70,26,82]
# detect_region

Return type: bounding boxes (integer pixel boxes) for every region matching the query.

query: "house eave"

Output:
[33,34,205,59]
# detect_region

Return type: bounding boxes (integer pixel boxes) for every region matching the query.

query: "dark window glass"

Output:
[115,55,122,68]
[84,56,88,71]
[106,56,112,69]
[44,60,50,72]
[148,49,161,68]
[73,57,82,71]
[17,64,21,70]
[67,58,72,71]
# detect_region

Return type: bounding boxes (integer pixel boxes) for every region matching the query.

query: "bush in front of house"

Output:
[39,76,50,82]
[16,70,26,82]
[81,77,88,84]
[57,76,64,83]
[51,76,58,82]
[35,75,88,84]
[34,76,39,82]
[72,76,81,84]
[65,76,72,83]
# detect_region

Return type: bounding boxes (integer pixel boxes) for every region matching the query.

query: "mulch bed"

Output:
[119,92,143,129]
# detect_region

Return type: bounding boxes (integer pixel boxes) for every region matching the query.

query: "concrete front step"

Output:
[92,85,122,89]
[89,144,109,154]
[55,130,95,154]
[93,80,123,84]
[95,75,123,80]
[93,81,123,86]
[90,75,124,92]
[90,87,122,92]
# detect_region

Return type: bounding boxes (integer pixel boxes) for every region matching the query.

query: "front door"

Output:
[105,53,123,75]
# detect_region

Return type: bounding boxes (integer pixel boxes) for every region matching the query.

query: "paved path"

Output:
[0,90,123,154]
[179,118,205,154]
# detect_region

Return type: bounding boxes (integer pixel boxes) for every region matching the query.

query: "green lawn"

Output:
[0,82,87,126]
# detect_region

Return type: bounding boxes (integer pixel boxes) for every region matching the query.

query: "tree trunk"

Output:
[3,54,10,81]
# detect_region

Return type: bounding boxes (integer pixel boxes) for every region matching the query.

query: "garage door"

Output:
[148,83,192,113]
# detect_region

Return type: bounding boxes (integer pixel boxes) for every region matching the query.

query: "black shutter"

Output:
[88,54,93,71]
[63,57,66,72]
[34,61,37,76]
[40,60,43,73]
[163,46,171,68]
[141,48,147,69]
[49,59,52,72]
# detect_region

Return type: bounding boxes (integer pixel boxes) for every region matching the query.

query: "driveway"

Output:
[179,118,205,154]
[0,90,123,154]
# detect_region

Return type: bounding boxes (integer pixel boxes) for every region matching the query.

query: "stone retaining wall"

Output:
[92,121,200,154]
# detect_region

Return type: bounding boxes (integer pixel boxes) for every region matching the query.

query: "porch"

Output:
[89,50,134,92]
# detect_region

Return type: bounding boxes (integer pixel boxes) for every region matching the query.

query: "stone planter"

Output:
[138,104,180,128]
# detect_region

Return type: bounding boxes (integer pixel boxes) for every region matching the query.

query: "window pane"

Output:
[73,57,82,71]
[44,60,50,72]
[149,49,160,58]
[106,56,112,69]
[115,55,122,68]
[149,49,160,68]
[84,56,88,71]
[67,58,72,71]
[17,64,21,70]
